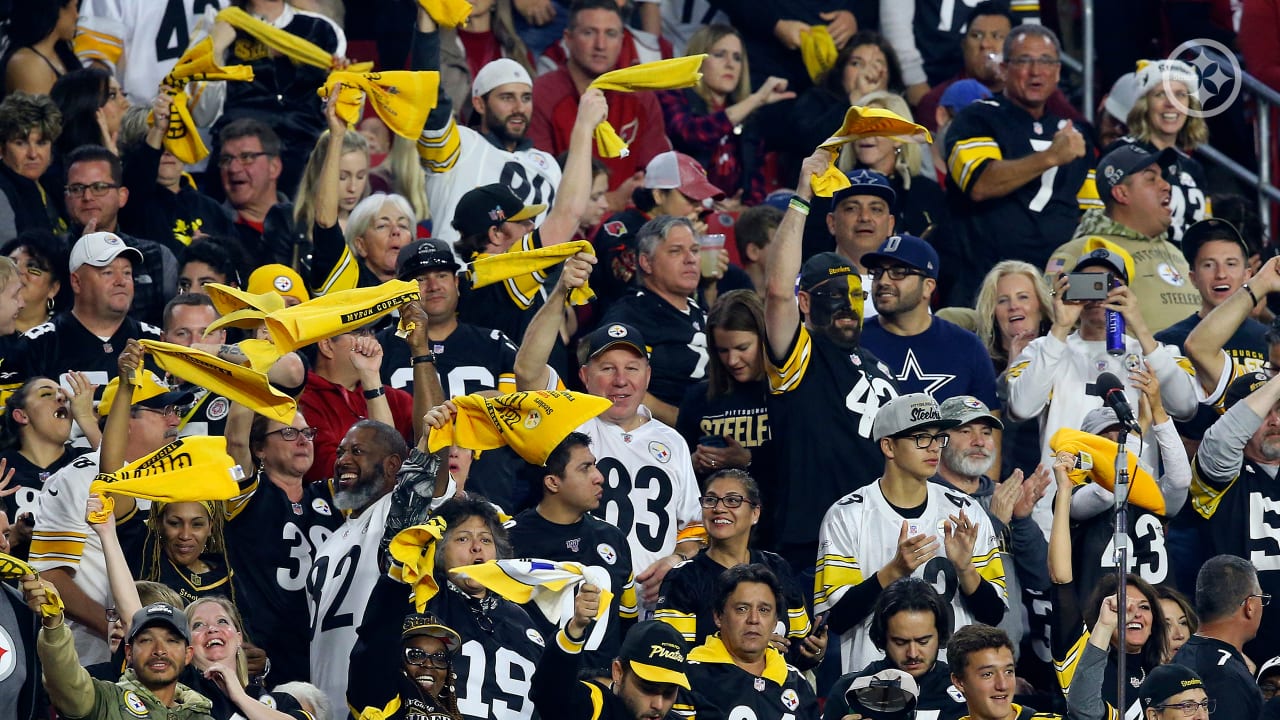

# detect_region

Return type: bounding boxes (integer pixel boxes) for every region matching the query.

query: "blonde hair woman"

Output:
[294,129,371,238]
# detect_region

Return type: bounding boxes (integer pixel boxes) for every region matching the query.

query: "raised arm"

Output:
[400,302,443,444]
[312,92,347,232]
[224,400,254,474]
[763,150,827,361]
[351,335,393,428]
[539,90,608,247]
[100,339,144,474]
[86,494,143,627]
[1185,255,1280,394]
[1048,451,1075,585]
[514,254,595,390]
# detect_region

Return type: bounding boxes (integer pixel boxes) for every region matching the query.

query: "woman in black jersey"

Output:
[655,470,824,668]
[141,501,236,607]
[1048,452,1168,720]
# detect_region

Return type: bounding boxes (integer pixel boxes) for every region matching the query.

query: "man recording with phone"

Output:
[1006,238,1200,537]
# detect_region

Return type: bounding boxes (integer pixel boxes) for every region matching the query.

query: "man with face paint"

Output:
[762,148,900,572]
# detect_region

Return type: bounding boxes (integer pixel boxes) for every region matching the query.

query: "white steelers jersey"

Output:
[815,480,1007,673]
[578,409,701,597]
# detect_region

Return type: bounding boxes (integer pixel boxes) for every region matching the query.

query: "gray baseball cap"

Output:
[871,393,959,442]
[1081,407,1122,435]
[938,395,1004,430]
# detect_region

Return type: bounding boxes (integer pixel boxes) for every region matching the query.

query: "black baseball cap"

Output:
[1097,144,1178,199]
[396,238,460,281]
[580,322,648,362]
[1181,218,1249,265]
[799,252,857,293]
[617,621,691,690]
[451,183,547,238]
[1138,663,1205,709]
[128,602,190,644]
[1073,245,1131,284]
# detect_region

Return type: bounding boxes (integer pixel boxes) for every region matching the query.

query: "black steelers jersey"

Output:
[530,626,661,720]
[592,209,649,315]
[1071,505,1171,593]
[0,332,23,404]
[913,0,1042,85]
[176,388,231,438]
[945,95,1097,274]
[154,553,233,607]
[765,326,899,549]
[19,312,163,390]
[377,322,519,398]
[1107,137,1209,245]
[1188,455,1280,659]
[672,638,819,720]
[655,550,810,647]
[1172,635,1262,720]
[507,509,639,671]
[222,469,342,685]
[601,292,709,407]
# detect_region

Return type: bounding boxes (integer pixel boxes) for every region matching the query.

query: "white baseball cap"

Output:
[69,232,143,273]
[472,59,532,98]
[1104,72,1139,124]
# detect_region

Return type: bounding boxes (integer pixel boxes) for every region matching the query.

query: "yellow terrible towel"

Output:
[417,0,473,28]
[1049,427,1166,515]
[320,70,440,140]
[263,279,419,353]
[217,6,374,72]
[799,26,837,83]
[140,340,297,424]
[204,283,287,335]
[152,38,255,164]
[87,436,245,524]
[469,240,596,306]
[428,391,614,466]
[812,106,933,197]
[450,559,614,649]
[389,517,449,612]
[587,55,706,158]
[0,553,65,617]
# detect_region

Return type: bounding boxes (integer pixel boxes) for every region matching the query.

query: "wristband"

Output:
[363,386,386,400]
[412,353,437,365]
[788,197,810,216]
[1243,283,1260,307]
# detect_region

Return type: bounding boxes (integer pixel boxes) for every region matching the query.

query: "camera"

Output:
[1062,271,1114,303]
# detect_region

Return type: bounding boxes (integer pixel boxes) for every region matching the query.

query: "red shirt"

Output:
[298,371,415,482]
[529,67,672,190]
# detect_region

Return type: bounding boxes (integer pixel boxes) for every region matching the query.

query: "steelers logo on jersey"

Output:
[1157,263,1186,286]
[648,441,671,464]
[0,626,16,681]
[313,498,333,516]
[526,628,545,647]
[123,691,149,718]
[259,694,278,709]
[781,689,800,710]
[597,543,617,565]
[1125,354,1143,372]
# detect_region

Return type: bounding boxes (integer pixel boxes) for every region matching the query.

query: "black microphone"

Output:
[1093,371,1139,432]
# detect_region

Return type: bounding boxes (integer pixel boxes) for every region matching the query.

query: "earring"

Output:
[46,297,54,313]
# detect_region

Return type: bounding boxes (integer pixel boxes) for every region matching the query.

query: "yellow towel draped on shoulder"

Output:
[320,70,440,140]
[811,106,933,197]
[151,38,255,164]
[427,391,614,465]
[587,55,706,158]
[86,436,244,523]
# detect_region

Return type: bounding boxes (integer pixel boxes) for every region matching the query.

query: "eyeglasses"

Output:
[266,426,318,442]
[403,647,451,669]
[1007,56,1062,69]
[65,182,120,197]
[1242,592,1272,607]
[137,405,179,418]
[869,266,926,281]
[699,494,756,509]
[903,432,950,449]
[1153,699,1215,716]
[217,151,270,168]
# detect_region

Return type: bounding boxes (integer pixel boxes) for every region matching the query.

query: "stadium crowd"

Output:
[0,0,1277,719]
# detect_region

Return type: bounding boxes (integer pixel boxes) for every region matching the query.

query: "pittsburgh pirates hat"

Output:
[128,602,191,644]
[871,393,959,442]
[938,395,1003,430]
[618,621,691,690]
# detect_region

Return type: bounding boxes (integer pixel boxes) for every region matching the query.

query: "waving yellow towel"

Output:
[86,436,244,523]
[417,0,473,28]
[203,283,287,335]
[800,26,837,83]
[263,279,419,353]
[812,106,933,197]
[0,553,65,617]
[152,38,254,164]
[389,517,449,611]
[1049,427,1165,515]
[587,55,706,158]
[320,70,440,140]
[428,391,614,465]
[469,240,596,306]
[217,6,373,72]
[140,340,297,424]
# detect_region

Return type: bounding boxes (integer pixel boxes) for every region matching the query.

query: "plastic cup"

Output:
[700,233,726,277]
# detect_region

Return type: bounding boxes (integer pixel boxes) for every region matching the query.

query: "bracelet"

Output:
[1243,282,1260,307]
[411,353,437,365]
[363,386,386,400]
[788,197,810,216]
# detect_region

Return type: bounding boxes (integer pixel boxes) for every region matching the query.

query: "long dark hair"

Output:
[821,31,904,97]
[1083,573,1168,671]
[50,67,114,157]
[2,1,81,84]
[706,290,767,399]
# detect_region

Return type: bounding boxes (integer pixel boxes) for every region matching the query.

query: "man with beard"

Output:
[762,148,899,571]
[1184,369,1280,660]
[410,4,562,246]
[25,595,213,719]
[824,578,968,720]
[935,396,1050,651]
[31,341,189,666]
[308,419,454,715]
[861,234,1001,409]
[814,393,1007,674]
